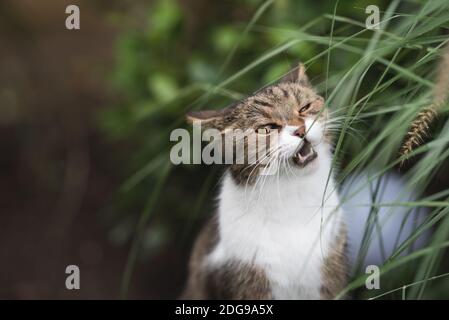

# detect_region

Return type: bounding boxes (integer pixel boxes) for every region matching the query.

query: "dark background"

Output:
[0,0,156,299]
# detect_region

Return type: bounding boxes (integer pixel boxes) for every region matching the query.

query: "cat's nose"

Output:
[293,125,306,138]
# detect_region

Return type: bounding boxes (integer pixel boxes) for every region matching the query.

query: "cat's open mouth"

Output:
[292,139,317,167]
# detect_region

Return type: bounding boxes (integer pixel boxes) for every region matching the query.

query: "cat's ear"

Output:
[186,109,227,130]
[279,63,310,86]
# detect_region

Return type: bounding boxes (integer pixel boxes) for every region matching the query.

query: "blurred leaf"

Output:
[148,73,179,103]
[149,0,182,35]
[213,26,242,52]
[188,59,217,83]
[262,61,289,82]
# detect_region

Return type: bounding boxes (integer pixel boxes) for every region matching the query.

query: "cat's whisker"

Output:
[244,144,285,204]
[255,146,285,203]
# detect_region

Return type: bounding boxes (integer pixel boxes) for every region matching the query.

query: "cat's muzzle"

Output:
[292,139,317,167]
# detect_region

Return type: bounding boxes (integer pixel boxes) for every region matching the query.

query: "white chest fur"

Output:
[207,146,342,299]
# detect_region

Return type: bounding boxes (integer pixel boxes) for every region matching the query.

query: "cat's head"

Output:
[186,64,331,185]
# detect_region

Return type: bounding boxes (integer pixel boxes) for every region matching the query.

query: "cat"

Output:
[181,64,348,299]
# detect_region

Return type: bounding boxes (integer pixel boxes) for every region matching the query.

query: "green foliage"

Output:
[101,0,449,299]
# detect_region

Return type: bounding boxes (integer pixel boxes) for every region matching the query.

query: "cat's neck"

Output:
[209,143,342,279]
[218,143,337,222]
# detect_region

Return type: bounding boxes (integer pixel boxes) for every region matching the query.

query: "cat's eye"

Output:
[257,123,281,134]
[299,103,312,113]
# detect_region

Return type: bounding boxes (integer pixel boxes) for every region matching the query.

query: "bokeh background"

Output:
[1,0,449,299]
